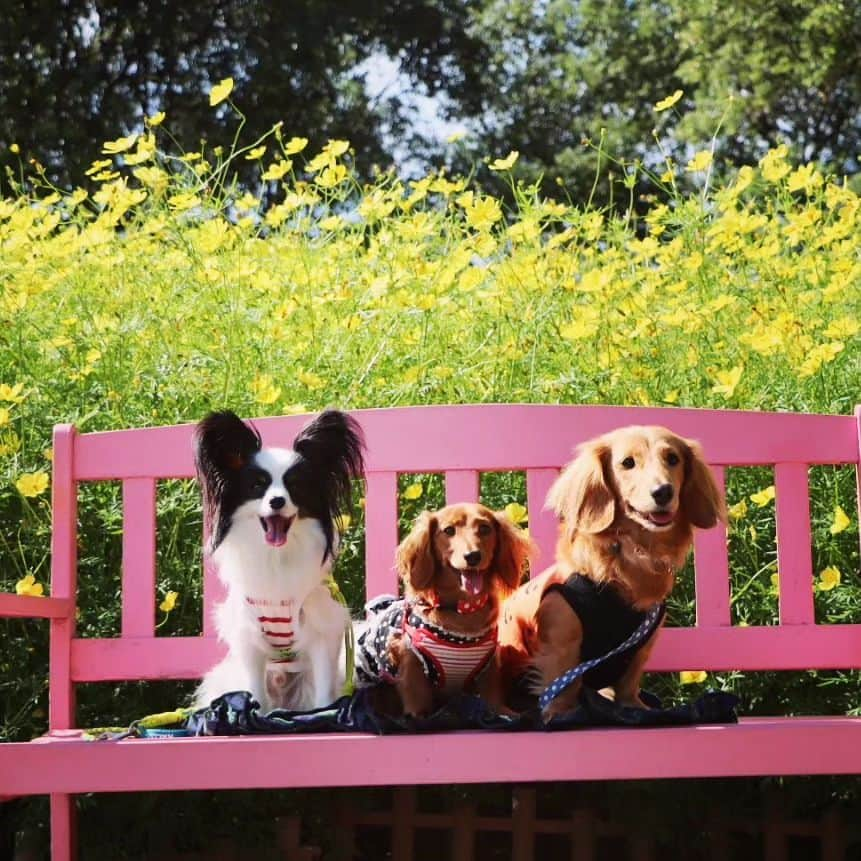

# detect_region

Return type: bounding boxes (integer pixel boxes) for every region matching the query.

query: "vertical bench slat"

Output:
[365,471,400,600]
[121,478,157,638]
[775,462,814,625]
[693,466,731,627]
[445,470,480,505]
[855,406,861,567]
[526,469,559,576]
[49,425,77,731]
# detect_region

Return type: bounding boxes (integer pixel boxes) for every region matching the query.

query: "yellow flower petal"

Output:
[146,111,165,127]
[654,90,683,112]
[685,150,713,173]
[727,499,748,521]
[102,134,138,155]
[209,77,234,107]
[750,485,775,507]
[504,502,528,524]
[679,670,707,684]
[818,566,841,591]
[16,471,50,498]
[403,482,423,500]
[828,505,851,535]
[489,150,519,171]
[159,590,178,613]
[283,136,309,155]
[16,574,44,597]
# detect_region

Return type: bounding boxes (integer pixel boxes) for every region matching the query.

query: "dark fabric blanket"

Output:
[181,687,738,737]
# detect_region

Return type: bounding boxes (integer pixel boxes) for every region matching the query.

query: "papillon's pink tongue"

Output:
[262,515,292,547]
[461,569,484,595]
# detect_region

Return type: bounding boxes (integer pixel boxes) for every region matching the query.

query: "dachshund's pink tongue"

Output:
[648,510,675,526]
[461,569,484,595]
[262,515,293,547]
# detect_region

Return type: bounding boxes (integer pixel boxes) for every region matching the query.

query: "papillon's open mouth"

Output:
[260,514,295,547]
[459,568,485,595]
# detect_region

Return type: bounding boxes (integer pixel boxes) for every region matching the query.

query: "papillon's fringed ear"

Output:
[293,409,366,513]
[194,411,261,546]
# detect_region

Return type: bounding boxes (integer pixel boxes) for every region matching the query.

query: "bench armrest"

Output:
[0,593,72,619]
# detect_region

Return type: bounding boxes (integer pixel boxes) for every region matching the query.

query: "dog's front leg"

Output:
[476,650,517,716]
[611,623,662,709]
[535,591,584,720]
[396,649,435,718]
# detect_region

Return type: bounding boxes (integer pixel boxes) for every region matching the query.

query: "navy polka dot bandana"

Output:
[538,602,665,711]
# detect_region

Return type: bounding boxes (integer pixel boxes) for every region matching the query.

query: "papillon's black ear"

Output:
[194,411,261,546]
[293,409,366,523]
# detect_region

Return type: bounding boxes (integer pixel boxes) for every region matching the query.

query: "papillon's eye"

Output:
[251,473,269,490]
[477,523,492,536]
[442,525,456,537]
[666,451,680,466]
[621,456,636,469]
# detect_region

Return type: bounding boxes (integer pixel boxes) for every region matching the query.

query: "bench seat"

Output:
[5,716,861,795]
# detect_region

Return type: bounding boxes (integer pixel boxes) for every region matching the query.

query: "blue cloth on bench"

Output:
[183,687,738,736]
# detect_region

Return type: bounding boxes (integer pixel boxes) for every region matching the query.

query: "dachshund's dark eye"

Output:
[477,523,492,536]
[443,525,456,536]
[621,456,636,469]
[666,451,680,466]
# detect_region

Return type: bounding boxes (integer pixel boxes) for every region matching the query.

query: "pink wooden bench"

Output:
[2,404,861,861]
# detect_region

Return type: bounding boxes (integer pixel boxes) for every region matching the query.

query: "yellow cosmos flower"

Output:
[750,485,775,507]
[245,145,267,161]
[9,143,20,154]
[15,574,44,597]
[250,374,281,405]
[829,506,851,535]
[685,150,713,173]
[102,134,138,155]
[16,471,49,498]
[679,670,707,684]
[146,111,166,127]
[770,571,779,590]
[818,566,841,591]
[0,383,26,403]
[759,145,790,182]
[465,196,502,231]
[728,499,748,521]
[504,502,528,524]
[159,590,179,613]
[168,192,201,212]
[280,404,308,416]
[823,317,859,339]
[283,136,309,155]
[403,482,423,500]
[262,159,292,181]
[488,150,519,171]
[710,365,743,399]
[209,77,234,107]
[654,90,683,112]
[0,407,9,427]
[322,139,350,158]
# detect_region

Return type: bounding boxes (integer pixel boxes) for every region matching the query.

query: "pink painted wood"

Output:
[3,404,861,854]
[121,478,157,638]
[526,468,559,576]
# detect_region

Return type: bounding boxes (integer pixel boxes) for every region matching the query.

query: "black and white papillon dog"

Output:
[193,409,365,712]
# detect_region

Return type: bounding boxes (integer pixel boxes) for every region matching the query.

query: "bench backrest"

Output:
[48,405,861,729]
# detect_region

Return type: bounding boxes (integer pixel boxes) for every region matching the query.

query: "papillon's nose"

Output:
[464,550,482,567]
[269,496,286,511]
[651,484,674,506]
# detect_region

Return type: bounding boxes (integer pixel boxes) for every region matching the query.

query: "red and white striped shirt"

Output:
[245,596,296,662]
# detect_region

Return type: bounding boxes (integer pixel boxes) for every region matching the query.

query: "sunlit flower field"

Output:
[1,84,858,742]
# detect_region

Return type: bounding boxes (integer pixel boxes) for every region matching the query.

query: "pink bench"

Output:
[2,404,861,861]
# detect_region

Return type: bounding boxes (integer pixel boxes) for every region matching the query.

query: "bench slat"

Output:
[71,406,859,480]
[121,479,157,638]
[0,595,72,619]
[775,463,815,625]
[69,623,861,682]
[49,424,77,732]
[693,466,731,627]
[7,717,861,795]
[445,470,479,505]
[526,468,559,577]
[364,471,399,600]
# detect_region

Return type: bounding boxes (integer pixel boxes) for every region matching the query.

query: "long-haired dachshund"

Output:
[499,426,726,718]
[356,503,533,717]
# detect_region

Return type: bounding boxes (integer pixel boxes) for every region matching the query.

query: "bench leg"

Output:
[50,794,77,861]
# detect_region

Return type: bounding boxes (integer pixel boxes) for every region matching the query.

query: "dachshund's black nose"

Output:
[651,484,674,506]
[269,496,286,511]
[464,551,482,567]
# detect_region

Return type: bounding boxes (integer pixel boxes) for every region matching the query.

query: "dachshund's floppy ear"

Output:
[396,511,437,594]
[492,512,534,593]
[680,437,727,528]
[546,439,615,534]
